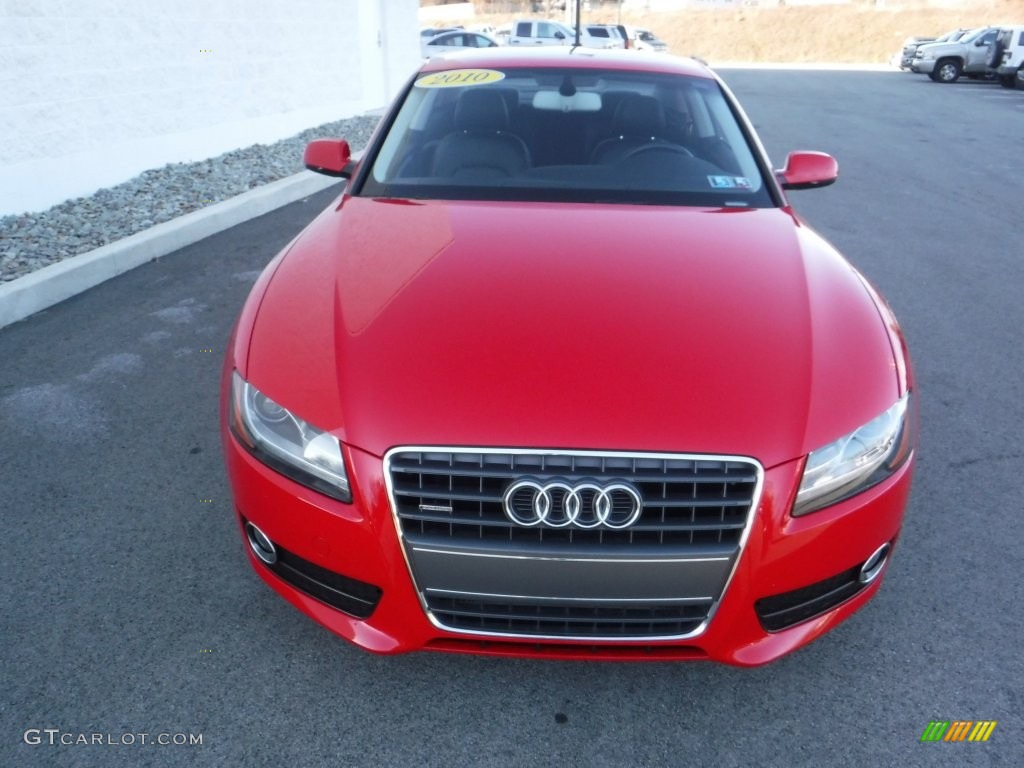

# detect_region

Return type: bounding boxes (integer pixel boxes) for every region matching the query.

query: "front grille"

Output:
[426,593,712,638]
[388,449,759,548]
[386,448,763,641]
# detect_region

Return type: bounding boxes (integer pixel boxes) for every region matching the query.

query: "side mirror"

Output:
[304,139,354,178]
[776,151,838,191]
[554,31,565,39]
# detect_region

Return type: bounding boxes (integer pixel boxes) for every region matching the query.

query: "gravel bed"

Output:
[0,114,380,283]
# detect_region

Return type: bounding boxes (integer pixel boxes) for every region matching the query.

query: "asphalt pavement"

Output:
[1,70,1022,767]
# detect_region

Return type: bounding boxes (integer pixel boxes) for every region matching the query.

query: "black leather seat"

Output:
[432,89,531,180]
[590,94,681,165]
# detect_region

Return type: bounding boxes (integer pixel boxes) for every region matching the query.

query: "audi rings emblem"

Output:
[502,479,644,529]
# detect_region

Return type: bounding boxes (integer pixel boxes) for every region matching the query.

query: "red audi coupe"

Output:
[222,48,915,665]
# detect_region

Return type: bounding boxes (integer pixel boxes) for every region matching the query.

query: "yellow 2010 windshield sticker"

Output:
[415,69,505,88]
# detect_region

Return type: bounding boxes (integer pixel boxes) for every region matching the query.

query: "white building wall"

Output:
[0,0,421,216]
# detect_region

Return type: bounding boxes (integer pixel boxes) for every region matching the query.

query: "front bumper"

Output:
[223,425,914,666]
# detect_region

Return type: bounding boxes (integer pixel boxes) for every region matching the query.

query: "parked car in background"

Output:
[422,30,501,60]
[912,26,1000,83]
[991,25,1024,87]
[896,29,966,69]
[896,35,937,69]
[420,26,461,42]
[469,24,499,38]
[632,27,668,52]
[582,24,627,49]
[507,19,575,47]
[506,19,617,49]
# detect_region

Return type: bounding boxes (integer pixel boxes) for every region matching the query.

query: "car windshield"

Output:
[960,28,986,44]
[359,65,772,208]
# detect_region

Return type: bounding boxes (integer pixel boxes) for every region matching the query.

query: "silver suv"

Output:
[912,26,999,83]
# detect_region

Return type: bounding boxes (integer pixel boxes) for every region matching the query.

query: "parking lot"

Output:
[1,69,1022,766]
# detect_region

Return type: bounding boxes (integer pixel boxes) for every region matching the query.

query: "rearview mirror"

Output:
[776,151,838,190]
[532,90,602,112]
[304,139,354,178]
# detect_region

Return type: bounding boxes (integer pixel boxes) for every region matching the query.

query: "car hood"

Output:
[246,196,899,468]
[917,41,967,55]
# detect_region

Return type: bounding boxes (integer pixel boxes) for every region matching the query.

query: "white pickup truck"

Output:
[506,19,616,49]
[912,26,999,83]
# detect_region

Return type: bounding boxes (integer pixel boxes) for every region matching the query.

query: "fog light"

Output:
[858,542,890,585]
[246,522,277,565]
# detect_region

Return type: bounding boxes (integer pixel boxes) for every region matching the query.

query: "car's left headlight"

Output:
[792,392,913,517]
[229,371,352,502]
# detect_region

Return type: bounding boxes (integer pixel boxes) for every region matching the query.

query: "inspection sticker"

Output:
[415,69,505,88]
[708,175,753,189]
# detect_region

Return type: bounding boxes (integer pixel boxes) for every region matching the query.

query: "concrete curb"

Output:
[0,170,343,331]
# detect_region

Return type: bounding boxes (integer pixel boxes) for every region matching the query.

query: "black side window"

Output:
[516,22,530,37]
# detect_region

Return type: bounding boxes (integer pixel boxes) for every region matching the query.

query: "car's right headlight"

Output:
[229,371,352,503]
[792,393,913,517]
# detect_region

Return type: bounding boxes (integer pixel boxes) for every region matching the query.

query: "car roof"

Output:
[428,30,498,44]
[418,47,713,78]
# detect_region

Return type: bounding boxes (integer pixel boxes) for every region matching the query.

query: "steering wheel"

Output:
[624,143,694,160]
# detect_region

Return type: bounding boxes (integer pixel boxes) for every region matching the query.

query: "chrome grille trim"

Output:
[384,446,764,642]
[425,588,715,604]
[409,545,731,564]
